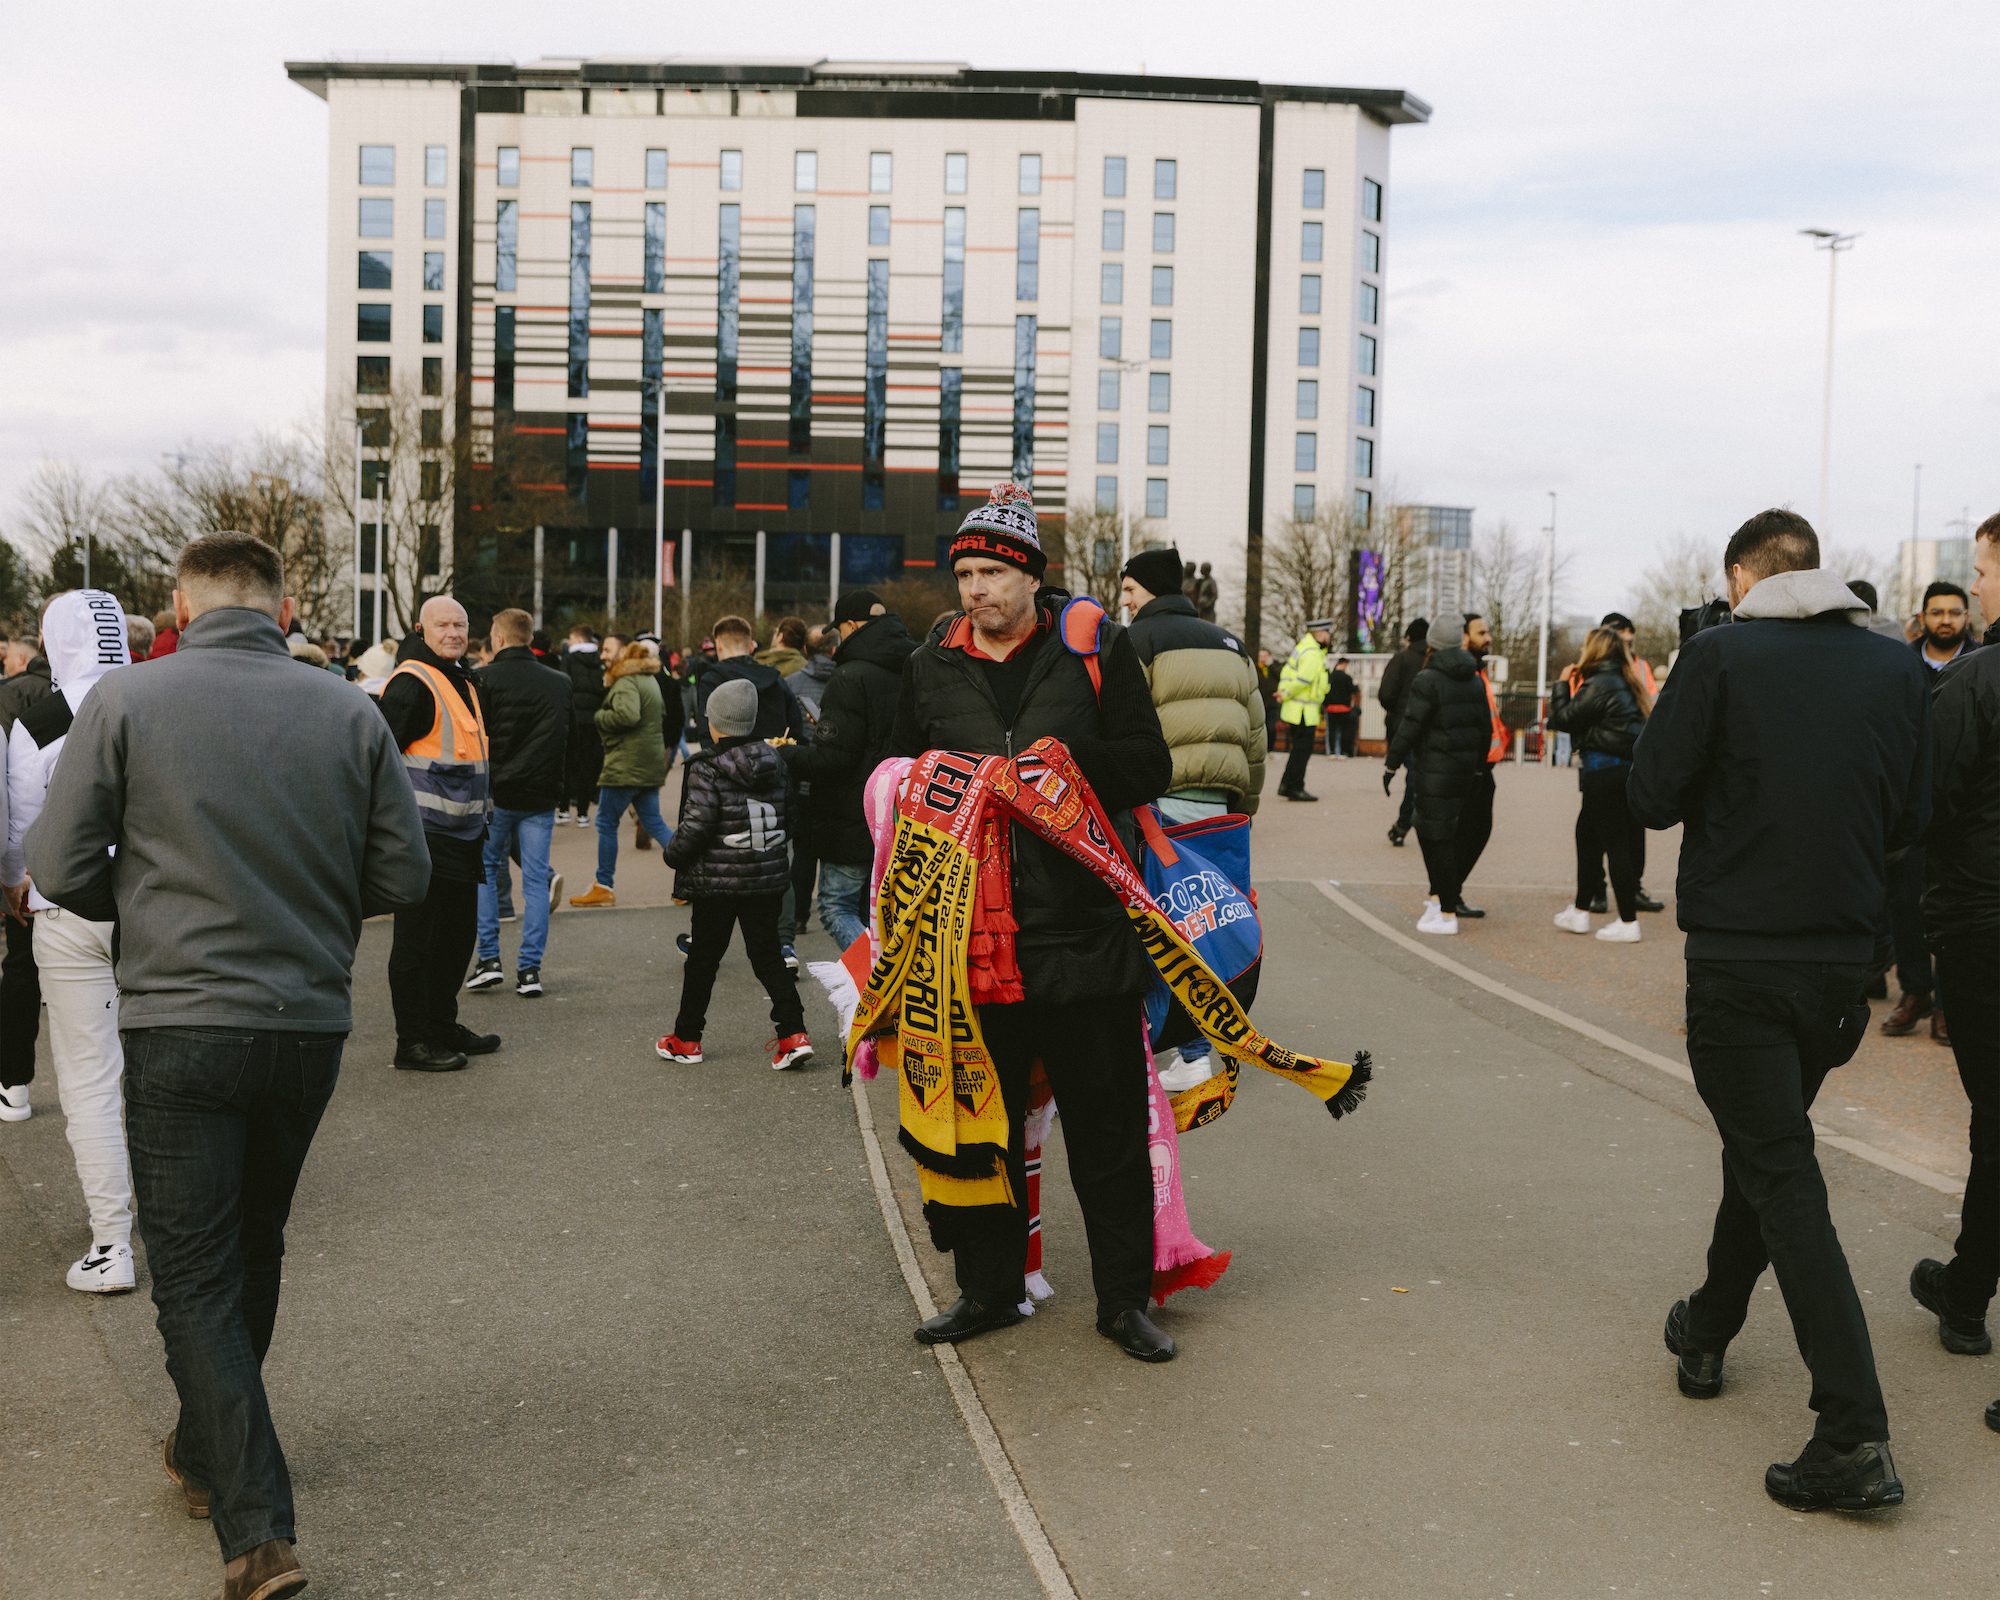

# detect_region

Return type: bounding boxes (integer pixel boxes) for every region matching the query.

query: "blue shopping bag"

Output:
[1136,807,1262,1051]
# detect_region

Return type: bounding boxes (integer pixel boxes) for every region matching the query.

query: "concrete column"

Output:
[829,531,840,616]
[754,530,766,627]
[607,526,619,623]
[533,525,544,630]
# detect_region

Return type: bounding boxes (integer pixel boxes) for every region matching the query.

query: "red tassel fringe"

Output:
[1151,1248,1232,1306]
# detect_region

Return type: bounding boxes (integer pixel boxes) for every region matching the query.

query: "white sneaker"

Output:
[0,1082,29,1122]
[1416,901,1459,936]
[68,1242,135,1293]
[548,872,564,913]
[1553,905,1593,935]
[1595,919,1642,944]
[1157,1053,1218,1094]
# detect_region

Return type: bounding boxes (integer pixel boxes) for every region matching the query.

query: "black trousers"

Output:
[1454,767,1496,888]
[1936,931,2000,1312]
[388,877,479,1048]
[948,998,1155,1318]
[673,894,804,1039]
[782,809,817,944]
[1417,831,1464,908]
[568,732,602,814]
[1884,846,1933,997]
[0,914,40,1090]
[1683,958,1888,1443]
[1575,765,1641,921]
[1279,720,1316,793]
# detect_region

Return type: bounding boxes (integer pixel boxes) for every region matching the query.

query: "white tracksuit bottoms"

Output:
[36,908,133,1249]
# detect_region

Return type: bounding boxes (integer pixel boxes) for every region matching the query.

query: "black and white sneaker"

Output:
[676,932,693,956]
[782,944,799,971]
[516,967,544,998]
[464,958,505,992]
[68,1242,135,1293]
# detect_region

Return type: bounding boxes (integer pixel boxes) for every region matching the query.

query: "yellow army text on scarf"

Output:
[848,740,1371,1215]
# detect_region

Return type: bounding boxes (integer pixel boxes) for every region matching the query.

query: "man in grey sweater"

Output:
[26,533,430,1600]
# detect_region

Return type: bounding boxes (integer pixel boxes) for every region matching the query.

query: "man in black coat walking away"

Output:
[778,590,916,950]
[1630,508,1928,1513]
[558,625,605,826]
[1377,618,1429,845]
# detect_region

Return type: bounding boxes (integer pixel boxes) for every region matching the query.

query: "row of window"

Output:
[1099,211,1177,252]
[1296,328,1380,372]
[355,356,445,396]
[1299,170,1382,217]
[358,199,447,239]
[1096,263,1177,306]
[494,146,1090,197]
[1292,381,1377,424]
[358,251,444,291]
[357,304,445,343]
[1098,318,1174,361]
[358,145,448,187]
[1290,435,1376,477]
[1293,486,1375,523]
[1097,371,1172,412]
[1096,477,1171,518]
[1095,424,1172,466]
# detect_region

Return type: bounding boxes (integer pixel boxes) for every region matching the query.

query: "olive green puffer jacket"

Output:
[1126,594,1267,814]
[593,650,668,789]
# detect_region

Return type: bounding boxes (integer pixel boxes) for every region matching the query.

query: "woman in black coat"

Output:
[1384,642,1496,931]
[1548,629,1652,939]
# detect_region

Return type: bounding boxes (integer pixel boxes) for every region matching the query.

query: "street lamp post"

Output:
[1799,228,1859,533]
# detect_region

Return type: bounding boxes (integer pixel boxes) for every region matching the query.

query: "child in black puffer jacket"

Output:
[656,679,812,1069]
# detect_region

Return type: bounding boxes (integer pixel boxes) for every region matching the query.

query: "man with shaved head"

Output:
[377,596,500,1071]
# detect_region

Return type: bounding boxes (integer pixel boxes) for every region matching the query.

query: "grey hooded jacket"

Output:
[24,606,432,1032]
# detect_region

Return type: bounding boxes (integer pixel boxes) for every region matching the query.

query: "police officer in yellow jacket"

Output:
[1276,621,1333,801]
[377,596,499,1071]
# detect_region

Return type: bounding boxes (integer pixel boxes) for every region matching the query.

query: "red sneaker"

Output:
[769,1033,813,1071]
[655,1033,703,1064]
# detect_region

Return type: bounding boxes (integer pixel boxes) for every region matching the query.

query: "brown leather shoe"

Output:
[1934,1007,1951,1045]
[220,1539,305,1600]
[1880,991,1936,1036]
[163,1428,209,1519]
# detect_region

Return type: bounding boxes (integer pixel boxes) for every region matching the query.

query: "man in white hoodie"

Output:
[1,589,135,1292]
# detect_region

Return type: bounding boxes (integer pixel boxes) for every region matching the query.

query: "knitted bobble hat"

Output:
[948,482,1047,579]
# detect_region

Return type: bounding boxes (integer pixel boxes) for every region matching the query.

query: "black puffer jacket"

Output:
[692,656,809,749]
[475,646,571,811]
[1376,638,1429,734]
[1924,644,2000,941]
[1383,647,1494,840]
[1549,664,1646,764]
[664,736,790,897]
[781,614,918,864]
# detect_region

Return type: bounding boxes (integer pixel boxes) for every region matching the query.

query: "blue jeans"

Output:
[123,1026,343,1562]
[479,807,555,968]
[595,785,670,890]
[817,860,872,950]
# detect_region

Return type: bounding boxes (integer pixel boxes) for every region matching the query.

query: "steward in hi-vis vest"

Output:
[387,658,492,840]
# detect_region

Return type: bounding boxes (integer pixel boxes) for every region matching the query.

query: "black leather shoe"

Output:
[1764,1438,1903,1511]
[1663,1298,1725,1398]
[1285,789,1318,802]
[1586,893,1608,915]
[1985,1400,2000,1433]
[1452,901,1486,919]
[1911,1258,1992,1354]
[1634,886,1665,913]
[914,1296,1022,1345]
[1865,971,1888,1000]
[1386,826,1407,847]
[393,1042,469,1072]
[1097,1308,1176,1362]
[447,1024,501,1057]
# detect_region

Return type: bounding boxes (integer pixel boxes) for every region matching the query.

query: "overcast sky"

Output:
[2,1,1994,616]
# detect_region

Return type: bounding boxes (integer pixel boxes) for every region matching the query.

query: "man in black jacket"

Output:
[466,608,571,999]
[1907,514,2000,1414]
[1377,618,1429,844]
[778,590,916,949]
[558,625,604,825]
[890,486,1176,1364]
[1629,508,1929,1512]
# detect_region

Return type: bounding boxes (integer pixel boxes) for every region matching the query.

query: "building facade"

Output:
[287,56,1428,644]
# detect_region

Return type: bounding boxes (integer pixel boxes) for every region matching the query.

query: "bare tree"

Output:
[1470,518,1574,680]
[1056,502,1155,610]
[1624,534,1724,664]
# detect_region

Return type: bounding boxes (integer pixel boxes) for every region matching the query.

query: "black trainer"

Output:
[676,932,693,956]
[393,1042,468,1072]
[1587,893,1608,915]
[1634,886,1665,913]
[1453,901,1486,919]
[1386,825,1407,847]
[1663,1298,1725,1398]
[1910,1258,1992,1354]
[515,967,543,998]
[1764,1438,1903,1511]
[1285,789,1319,802]
[1098,1308,1176,1362]
[1986,1400,2000,1434]
[464,958,504,992]
[448,1023,502,1057]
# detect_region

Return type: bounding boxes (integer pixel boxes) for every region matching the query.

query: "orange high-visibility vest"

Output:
[1636,657,1659,699]
[389,660,492,838]
[1481,668,1507,764]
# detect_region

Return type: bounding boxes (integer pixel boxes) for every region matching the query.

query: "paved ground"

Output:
[3,748,1992,1597]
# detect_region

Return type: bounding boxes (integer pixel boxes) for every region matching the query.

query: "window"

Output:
[1297,379,1318,419]
[1354,436,1375,478]
[420,462,442,502]
[494,306,515,411]
[1019,154,1041,195]
[1147,425,1170,466]
[870,152,892,192]
[791,206,815,470]
[422,356,441,396]
[423,251,444,291]
[1096,475,1118,511]
[720,150,742,191]
[421,409,444,447]
[1151,266,1173,305]
[646,149,667,189]
[1359,282,1379,325]
[1099,316,1122,359]
[1294,432,1317,471]
[425,145,446,187]
[1300,275,1321,315]
[864,260,889,509]
[568,201,591,401]
[419,524,442,573]
[1150,319,1172,359]
[424,199,445,240]
[942,209,965,353]
[1102,210,1124,250]
[1146,478,1169,518]
[1154,159,1177,199]
[358,304,391,342]
[1104,155,1126,197]
[1299,327,1321,365]
[497,147,518,187]
[794,150,817,192]
[1358,333,1377,375]
[1148,372,1171,412]
[357,356,391,394]
[1356,385,1376,427]
[1354,488,1373,526]
[869,206,891,247]
[1098,370,1120,410]
[644,202,665,292]
[358,251,392,289]
[1012,315,1037,486]
[1017,208,1040,300]
[1302,221,1323,261]
[359,145,393,185]
[1097,423,1119,464]
[358,409,389,448]
[1100,262,1123,304]
[1303,168,1324,209]
[359,199,393,237]
[1293,484,1315,520]
[571,148,593,188]
[422,304,443,343]
[1362,177,1382,221]
[1153,213,1175,253]
[1360,230,1380,273]
[495,199,517,291]
[944,152,967,193]
[714,204,740,506]
[937,366,962,511]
